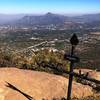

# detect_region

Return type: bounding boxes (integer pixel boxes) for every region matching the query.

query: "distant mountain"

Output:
[0,14,25,25]
[14,12,68,26]
[71,13,100,22]
[1,13,100,27]
[14,13,100,26]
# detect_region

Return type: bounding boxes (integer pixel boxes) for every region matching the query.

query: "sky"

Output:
[0,0,100,14]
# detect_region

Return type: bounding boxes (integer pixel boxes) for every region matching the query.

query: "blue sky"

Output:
[0,0,100,14]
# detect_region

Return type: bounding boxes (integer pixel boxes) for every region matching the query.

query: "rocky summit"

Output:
[0,68,93,100]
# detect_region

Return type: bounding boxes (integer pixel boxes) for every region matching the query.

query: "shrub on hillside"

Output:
[0,48,69,75]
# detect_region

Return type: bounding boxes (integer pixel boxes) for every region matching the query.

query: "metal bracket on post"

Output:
[64,34,79,100]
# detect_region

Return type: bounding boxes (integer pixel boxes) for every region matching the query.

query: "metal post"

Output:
[64,34,79,100]
[67,45,75,100]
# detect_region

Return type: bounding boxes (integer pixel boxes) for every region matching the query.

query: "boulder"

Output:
[0,68,93,100]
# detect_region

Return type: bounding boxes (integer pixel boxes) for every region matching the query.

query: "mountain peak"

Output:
[45,12,54,16]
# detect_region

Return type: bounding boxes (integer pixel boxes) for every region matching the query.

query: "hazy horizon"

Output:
[0,12,100,16]
[0,0,100,15]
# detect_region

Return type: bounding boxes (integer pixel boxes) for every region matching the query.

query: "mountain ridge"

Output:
[1,12,100,26]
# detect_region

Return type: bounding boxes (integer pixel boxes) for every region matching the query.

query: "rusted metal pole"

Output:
[67,45,75,100]
[65,34,79,100]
